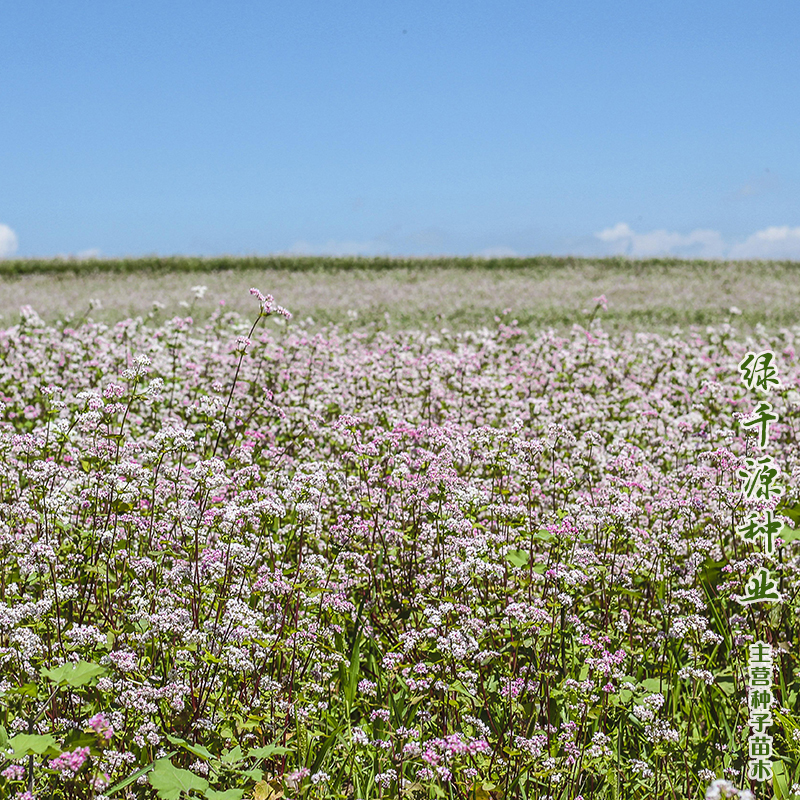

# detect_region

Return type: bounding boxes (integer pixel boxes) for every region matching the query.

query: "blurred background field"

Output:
[2,255,800,335]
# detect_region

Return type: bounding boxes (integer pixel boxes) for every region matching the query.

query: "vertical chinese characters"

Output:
[747,640,774,782]
[735,350,783,782]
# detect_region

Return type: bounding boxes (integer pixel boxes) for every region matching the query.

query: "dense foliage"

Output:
[1,291,799,799]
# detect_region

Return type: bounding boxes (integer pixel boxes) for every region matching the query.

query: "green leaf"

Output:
[450,679,479,701]
[772,759,790,800]
[310,725,344,775]
[779,524,800,543]
[7,683,39,697]
[776,501,800,526]
[344,633,361,707]
[42,660,108,687]
[0,725,7,749]
[7,733,60,758]
[220,745,244,763]
[714,673,736,696]
[204,790,245,800]
[238,716,264,732]
[505,549,530,568]
[166,733,215,762]
[148,758,209,800]
[774,709,798,731]
[61,730,99,751]
[105,752,177,796]
[640,678,663,693]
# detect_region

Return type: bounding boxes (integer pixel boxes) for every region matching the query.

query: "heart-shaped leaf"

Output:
[248,743,291,760]
[220,745,243,763]
[42,660,108,688]
[7,733,60,758]
[505,549,529,568]
[148,758,209,800]
[780,524,800,543]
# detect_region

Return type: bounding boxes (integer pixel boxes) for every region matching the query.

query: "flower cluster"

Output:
[48,746,90,777]
[0,294,798,798]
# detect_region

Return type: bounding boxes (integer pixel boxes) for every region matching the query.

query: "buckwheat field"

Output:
[1,260,799,800]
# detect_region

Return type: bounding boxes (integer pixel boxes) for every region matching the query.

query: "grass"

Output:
[1,256,800,334]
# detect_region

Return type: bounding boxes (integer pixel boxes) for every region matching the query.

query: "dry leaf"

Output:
[252,779,284,800]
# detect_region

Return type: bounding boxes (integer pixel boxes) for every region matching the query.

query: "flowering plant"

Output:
[0,292,799,798]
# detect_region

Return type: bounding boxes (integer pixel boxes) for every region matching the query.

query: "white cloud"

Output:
[596,222,634,243]
[728,226,800,260]
[596,222,726,259]
[0,224,18,258]
[595,222,800,260]
[285,239,388,257]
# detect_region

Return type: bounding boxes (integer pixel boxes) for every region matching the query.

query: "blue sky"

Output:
[2,0,799,260]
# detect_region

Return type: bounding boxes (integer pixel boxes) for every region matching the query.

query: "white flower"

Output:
[705,778,755,800]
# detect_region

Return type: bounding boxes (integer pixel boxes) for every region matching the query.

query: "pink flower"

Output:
[2,764,25,780]
[48,746,90,777]
[249,288,292,319]
[88,712,115,740]
[285,767,311,790]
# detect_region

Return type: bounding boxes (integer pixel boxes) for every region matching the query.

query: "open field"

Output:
[2,256,800,334]
[1,261,799,799]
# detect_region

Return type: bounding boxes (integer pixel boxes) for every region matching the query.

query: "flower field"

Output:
[1,288,800,799]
